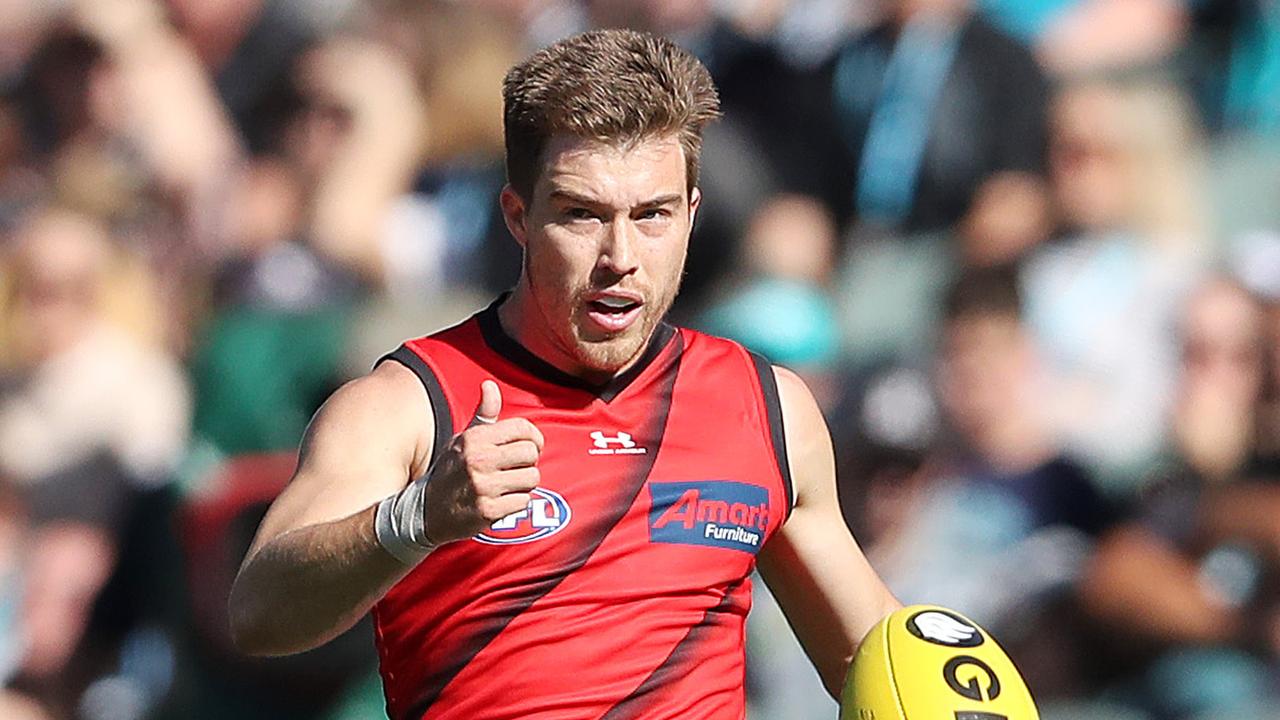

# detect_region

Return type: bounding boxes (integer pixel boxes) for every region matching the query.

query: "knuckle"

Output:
[465,448,492,472]
[476,496,501,521]
[503,418,529,438]
[469,474,493,497]
[522,419,543,439]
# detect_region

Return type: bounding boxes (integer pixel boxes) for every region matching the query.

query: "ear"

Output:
[499,185,530,247]
[688,186,702,228]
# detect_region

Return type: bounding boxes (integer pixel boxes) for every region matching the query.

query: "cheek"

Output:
[527,232,606,307]
[650,241,687,285]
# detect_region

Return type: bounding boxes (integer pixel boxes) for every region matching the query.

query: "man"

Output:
[863,268,1112,700]
[1080,278,1280,717]
[229,29,900,719]
[765,0,1050,263]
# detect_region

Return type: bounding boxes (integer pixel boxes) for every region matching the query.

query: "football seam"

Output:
[883,615,908,720]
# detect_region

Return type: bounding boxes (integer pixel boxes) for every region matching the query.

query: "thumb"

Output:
[470,379,502,426]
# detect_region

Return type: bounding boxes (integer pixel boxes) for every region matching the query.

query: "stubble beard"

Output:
[523,231,686,378]
[530,272,680,379]
[574,304,659,372]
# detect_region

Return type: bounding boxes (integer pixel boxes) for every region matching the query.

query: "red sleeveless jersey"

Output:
[371,299,794,720]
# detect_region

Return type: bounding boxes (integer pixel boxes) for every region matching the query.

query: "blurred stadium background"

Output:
[3,0,1280,718]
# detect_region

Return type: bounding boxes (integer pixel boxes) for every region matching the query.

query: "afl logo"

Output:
[906,609,985,648]
[474,488,572,545]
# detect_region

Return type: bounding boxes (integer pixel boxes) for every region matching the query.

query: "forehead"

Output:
[945,313,1021,345]
[534,133,687,203]
[1185,284,1263,340]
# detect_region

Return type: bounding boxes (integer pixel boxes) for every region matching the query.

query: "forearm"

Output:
[1198,484,1280,559]
[1080,527,1240,645]
[760,517,902,699]
[229,504,412,656]
[73,0,241,196]
[307,42,425,281]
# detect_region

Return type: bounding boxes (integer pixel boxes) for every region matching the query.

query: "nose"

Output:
[599,218,639,277]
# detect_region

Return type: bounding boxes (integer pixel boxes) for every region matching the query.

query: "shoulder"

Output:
[299,358,435,474]
[770,365,834,505]
[333,358,430,414]
[772,366,825,433]
[668,331,823,443]
[673,325,769,366]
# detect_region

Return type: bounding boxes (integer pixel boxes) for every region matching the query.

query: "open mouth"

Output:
[584,295,644,332]
[588,297,641,315]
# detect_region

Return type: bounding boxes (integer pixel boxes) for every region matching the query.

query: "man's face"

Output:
[501,133,699,376]
[938,312,1029,438]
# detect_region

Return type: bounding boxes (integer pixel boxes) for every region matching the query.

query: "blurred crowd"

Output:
[2,0,1280,719]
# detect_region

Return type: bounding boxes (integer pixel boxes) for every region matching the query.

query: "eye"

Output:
[636,207,670,221]
[564,207,598,221]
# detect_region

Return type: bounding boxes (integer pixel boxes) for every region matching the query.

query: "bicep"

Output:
[758,367,900,692]
[244,362,432,561]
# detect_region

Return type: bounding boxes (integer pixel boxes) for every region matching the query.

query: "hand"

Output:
[71,0,166,48]
[421,380,543,544]
[297,39,424,127]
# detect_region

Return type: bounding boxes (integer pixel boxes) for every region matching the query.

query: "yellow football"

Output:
[841,605,1039,720]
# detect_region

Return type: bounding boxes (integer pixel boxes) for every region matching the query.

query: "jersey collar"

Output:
[476,293,677,403]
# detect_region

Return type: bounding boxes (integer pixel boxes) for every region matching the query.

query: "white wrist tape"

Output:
[375,476,436,565]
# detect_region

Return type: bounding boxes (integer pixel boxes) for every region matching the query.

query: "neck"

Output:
[966,412,1053,474]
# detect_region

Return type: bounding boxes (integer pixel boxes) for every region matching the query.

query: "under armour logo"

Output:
[591,431,635,448]
[588,430,646,455]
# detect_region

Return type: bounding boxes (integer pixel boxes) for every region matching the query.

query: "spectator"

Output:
[770,0,1052,265]
[0,208,189,718]
[696,194,841,402]
[0,208,189,486]
[163,0,350,151]
[59,0,241,223]
[373,0,520,297]
[191,33,427,454]
[863,267,1113,703]
[1080,277,1280,720]
[1022,75,1209,489]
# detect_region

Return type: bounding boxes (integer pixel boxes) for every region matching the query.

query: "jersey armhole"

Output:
[376,345,455,469]
[748,351,796,519]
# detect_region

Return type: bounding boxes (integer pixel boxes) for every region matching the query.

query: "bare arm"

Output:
[1079,524,1241,645]
[304,39,426,283]
[1197,483,1280,561]
[228,361,431,655]
[228,365,544,657]
[758,367,902,699]
[72,0,241,201]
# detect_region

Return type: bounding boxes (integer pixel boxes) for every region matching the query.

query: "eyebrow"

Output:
[548,190,684,209]
[548,189,602,206]
[635,193,684,209]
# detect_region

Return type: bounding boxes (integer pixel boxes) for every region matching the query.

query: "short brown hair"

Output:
[942,265,1023,323]
[502,29,721,199]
